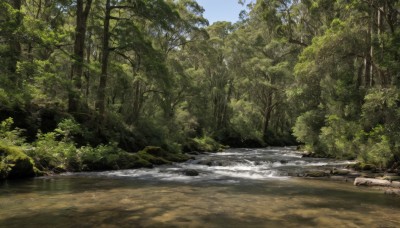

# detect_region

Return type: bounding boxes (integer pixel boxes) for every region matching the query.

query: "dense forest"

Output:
[1,0,399,179]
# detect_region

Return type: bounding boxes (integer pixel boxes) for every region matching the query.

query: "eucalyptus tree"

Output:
[288,0,400,165]
[95,0,180,116]
[69,0,93,113]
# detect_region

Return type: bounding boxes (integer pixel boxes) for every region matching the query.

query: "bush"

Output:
[354,126,393,168]
[0,117,25,146]
[26,118,81,172]
[79,144,121,171]
[319,115,359,159]
[293,110,325,149]
[29,131,78,172]
[184,136,222,152]
[139,146,189,163]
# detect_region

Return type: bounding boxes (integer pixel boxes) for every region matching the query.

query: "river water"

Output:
[1,147,400,227]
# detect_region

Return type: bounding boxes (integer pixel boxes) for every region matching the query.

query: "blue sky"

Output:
[196,0,255,24]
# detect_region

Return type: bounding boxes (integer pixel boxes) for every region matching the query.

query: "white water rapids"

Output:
[65,147,355,183]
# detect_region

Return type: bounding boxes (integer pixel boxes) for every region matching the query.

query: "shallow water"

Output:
[1,147,400,227]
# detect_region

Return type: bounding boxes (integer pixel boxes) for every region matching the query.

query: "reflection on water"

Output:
[1,147,400,227]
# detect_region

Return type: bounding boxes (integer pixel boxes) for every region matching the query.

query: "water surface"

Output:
[1,147,399,227]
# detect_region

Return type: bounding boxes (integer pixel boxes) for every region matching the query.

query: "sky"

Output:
[195,0,255,24]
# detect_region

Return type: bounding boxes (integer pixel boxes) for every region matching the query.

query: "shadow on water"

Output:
[0,201,317,228]
[1,176,400,227]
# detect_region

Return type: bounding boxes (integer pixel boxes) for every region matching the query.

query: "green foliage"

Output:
[79,143,128,171]
[0,117,25,146]
[186,136,222,152]
[0,118,36,179]
[30,131,78,172]
[0,144,36,179]
[354,126,393,168]
[1,0,400,176]
[293,110,325,148]
[319,115,359,159]
[229,99,263,142]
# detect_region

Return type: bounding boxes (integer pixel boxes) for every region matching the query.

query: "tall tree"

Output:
[69,0,93,113]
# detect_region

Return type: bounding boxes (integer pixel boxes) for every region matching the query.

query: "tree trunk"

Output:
[262,92,274,140]
[8,0,22,83]
[96,0,111,116]
[364,11,372,87]
[69,0,92,113]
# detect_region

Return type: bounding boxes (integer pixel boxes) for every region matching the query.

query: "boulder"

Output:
[0,144,36,179]
[354,177,391,187]
[182,169,199,176]
[304,170,330,177]
[301,152,313,158]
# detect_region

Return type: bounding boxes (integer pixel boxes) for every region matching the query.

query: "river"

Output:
[1,147,400,227]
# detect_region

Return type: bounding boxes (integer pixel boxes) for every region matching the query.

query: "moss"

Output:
[137,150,171,165]
[184,137,223,153]
[382,176,400,181]
[142,146,167,157]
[117,153,153,169]
[348,162,377,171]
[165,152,190,163]
[0,144,36,179]
[139,146,189,163]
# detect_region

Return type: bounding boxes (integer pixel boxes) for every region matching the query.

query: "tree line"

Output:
[1,0,399,176]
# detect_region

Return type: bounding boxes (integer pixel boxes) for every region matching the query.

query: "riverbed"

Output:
[1,147,400,227]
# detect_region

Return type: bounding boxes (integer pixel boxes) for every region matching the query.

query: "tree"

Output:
[69,0,93,113]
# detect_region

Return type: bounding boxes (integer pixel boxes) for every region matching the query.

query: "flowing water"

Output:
[1,147,400,227]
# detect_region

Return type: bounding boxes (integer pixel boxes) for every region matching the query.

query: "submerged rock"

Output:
[182,169,199,176]
[347,172,362,178]
[384,189,400,197]
[330,176,349,182]
[354,177,391,187]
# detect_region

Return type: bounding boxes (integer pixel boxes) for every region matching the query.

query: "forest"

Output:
[1,0,399,179]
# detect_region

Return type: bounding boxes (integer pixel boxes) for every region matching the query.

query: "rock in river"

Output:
[304,170,330,177]
[182,169,199,176]
[354,177,391,187]
[331,169,350,176]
